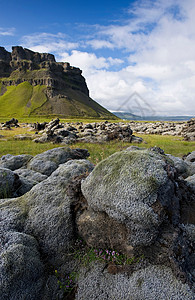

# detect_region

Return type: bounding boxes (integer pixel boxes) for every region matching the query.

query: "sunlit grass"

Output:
[0,126,194,164]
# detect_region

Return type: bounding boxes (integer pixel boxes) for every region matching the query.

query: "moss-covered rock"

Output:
[81,149,176,247]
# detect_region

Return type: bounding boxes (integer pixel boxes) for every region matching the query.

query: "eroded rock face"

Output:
[81,149,177,248]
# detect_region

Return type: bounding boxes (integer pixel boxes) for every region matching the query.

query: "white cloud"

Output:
[60,50,123,75]
[0,27,15,36]
[19,0,195,116]
[86,39,114,49]
[21,32,78,53]
[82,0,195,116]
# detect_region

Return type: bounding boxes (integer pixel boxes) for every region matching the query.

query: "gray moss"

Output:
[81,150,170,246]
[76,263,194,300]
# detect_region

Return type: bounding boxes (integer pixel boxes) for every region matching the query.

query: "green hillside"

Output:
[0,46,118,119]
[0,81,47,117]
[0,81,116,119]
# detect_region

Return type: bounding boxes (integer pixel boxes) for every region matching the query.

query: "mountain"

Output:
[0,46,117,119]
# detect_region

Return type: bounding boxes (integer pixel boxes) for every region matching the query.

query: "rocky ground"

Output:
[1,117,194,144]
[0,145,195,299]
[129,118,195,141]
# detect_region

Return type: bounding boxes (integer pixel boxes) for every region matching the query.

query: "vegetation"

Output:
[55,238,143,295]
[0,82,47,117]
[0,125,194,162]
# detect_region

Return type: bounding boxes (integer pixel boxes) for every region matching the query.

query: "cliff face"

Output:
[0,46,115,118]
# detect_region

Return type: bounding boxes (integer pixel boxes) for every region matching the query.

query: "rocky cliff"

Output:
[0,46,116,118]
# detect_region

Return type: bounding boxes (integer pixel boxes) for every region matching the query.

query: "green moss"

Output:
[91,150,163,199]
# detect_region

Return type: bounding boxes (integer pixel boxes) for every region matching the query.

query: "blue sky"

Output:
[1,0,195,116]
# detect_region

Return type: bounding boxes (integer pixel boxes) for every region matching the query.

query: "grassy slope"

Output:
[0,82,47,117]
[0,63,118,119]
[0,80,116,119]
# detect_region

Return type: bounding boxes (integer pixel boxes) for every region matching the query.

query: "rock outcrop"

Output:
[0,46,116,119]
[0,147,195,299]
[32,118,143,144]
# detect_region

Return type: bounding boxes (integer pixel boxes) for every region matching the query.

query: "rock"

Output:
[28,159,58,176]
[185,174,195,192]
[77,209,131,254]
[0,231,45,300]
[81,149,178,249]
[14,134,36,140]
[184,151,195,175]
[14,168,48,183]
[27,147,90,176]
[130,135,143,143]
[12,169,48,196]
[24,159,94,267]
[166,154,190,178]
[15,176,37,196]
[1,146,194,299]
[0,154,33,171]
[32,120,144,145]
[33,121,48,131]
[2,118,19,128]
[0,157,94,299]
[182,118,195,141]
[76,262,194,300]
[0,167,20,198]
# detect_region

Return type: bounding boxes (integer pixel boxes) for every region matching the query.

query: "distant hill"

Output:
[0,46,117,119]
[113,112,194,121]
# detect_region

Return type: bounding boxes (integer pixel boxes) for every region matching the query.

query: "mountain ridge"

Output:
[0,46,117,119]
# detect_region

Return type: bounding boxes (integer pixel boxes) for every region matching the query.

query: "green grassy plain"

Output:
[0,125,194,164]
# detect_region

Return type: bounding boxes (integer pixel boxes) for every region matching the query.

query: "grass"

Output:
[0,82,47,117]
[0,126,194,163]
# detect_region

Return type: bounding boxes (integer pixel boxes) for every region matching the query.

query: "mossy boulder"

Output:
[81,149,177,247]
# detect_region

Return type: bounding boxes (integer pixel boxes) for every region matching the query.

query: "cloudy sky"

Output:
[1,0,195,116]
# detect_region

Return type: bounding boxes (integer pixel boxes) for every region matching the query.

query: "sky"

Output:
[1,0,195,116]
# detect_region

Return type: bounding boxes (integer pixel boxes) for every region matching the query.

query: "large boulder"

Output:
[80,149,178,249]
[24,159,94,267]
[0,158,94,299]
[0,154,33,170]
[27,147,89,176]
